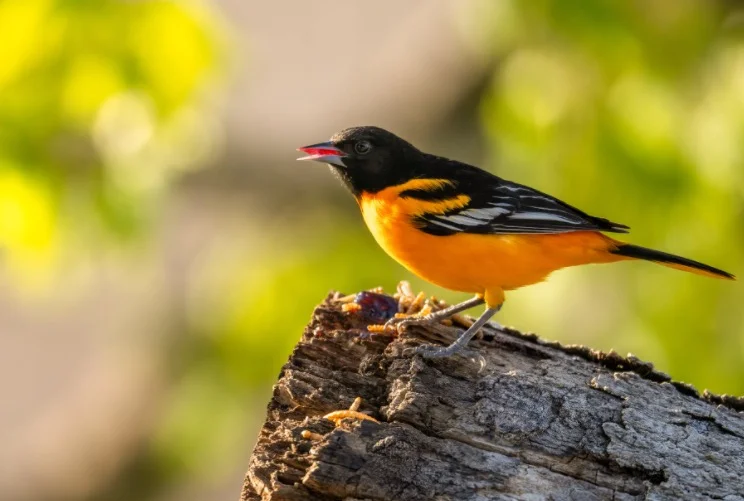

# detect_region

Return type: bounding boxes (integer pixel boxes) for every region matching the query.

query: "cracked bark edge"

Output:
[242,292,744,501]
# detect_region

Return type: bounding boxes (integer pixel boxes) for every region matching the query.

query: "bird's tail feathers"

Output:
[610,243,735,280]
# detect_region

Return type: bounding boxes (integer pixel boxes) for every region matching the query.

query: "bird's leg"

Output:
[384,295,485,332]
[414,304,502,358]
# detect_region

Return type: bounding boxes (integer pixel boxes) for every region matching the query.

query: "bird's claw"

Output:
[406,343,487,369]
[410,342,460,358]
[398,314,438,332]
[372,313,435,335]
[382,315,405,331]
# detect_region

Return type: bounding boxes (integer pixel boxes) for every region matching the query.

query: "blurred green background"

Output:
[0,0,742,499]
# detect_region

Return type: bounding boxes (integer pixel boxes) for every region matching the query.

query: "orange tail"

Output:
[610,243,735,280]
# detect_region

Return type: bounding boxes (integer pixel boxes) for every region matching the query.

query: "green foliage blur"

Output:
[0,0,223,281]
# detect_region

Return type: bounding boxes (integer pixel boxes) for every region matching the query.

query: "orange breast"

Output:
[359,185,620,296]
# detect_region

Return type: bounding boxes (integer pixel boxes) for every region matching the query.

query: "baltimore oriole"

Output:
[298,126,735,358]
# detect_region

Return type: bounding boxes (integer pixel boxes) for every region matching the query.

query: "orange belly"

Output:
[359,190,621,300]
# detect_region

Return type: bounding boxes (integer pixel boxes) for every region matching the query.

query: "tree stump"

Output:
[241,291,744,501]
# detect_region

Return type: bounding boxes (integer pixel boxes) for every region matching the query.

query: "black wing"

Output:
[409,171,629,237]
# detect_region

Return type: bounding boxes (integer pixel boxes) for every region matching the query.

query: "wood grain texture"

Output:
[242,293,744,501]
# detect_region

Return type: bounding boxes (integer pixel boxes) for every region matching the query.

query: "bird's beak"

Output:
[297,141,347,168]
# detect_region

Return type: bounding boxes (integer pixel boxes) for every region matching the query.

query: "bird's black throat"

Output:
[328,164,412,197]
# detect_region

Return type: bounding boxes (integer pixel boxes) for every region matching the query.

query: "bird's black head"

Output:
[298,126,423,196]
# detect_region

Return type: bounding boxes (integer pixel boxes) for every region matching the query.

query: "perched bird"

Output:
[298,126,735,358]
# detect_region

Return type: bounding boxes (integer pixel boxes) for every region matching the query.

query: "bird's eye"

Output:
[354,140,372,155]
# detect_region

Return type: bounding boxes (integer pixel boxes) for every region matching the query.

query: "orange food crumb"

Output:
[323,410,379,425]
[342,303,362,313]
[301,430,324,441]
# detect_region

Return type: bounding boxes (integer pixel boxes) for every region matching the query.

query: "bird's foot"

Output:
[368,307,439,335]
[405,342,487,370]
[405,319,503,358]
[369,307,477,336]
[409,342,464,358]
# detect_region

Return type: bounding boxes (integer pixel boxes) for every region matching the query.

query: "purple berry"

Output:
[354,291,399,322]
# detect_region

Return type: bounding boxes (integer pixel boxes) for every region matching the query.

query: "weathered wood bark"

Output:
[242,292,744,501]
